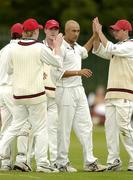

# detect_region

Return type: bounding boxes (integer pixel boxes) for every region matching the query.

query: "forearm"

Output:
[41,48,63,68]
[98,30,108,48]
[93,34,100,51]
[62,69,92,78]
[62,70,80,77]
[84,34,95,52]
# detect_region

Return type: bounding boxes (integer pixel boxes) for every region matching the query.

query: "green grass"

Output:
[0,125,132,180]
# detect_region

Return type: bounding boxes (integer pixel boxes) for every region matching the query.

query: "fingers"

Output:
[93,18,99,33]
[57,33,63,39]
[93,17,99,23]
[81,69,93,78]
[92,22,96,33]
[53,33,63,47]
[95,17,99,23]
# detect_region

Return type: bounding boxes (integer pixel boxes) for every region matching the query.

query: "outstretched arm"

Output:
[93,17,108,48]
[84,34,96,52]
[92,19,101,51]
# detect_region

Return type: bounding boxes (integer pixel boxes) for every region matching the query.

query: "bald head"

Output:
[64,20,80,45]
[65,20,80,32]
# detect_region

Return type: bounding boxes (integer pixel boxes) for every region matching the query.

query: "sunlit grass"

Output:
[0,125,131,180]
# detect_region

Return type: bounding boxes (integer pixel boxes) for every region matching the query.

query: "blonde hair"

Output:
[23,31,34,38]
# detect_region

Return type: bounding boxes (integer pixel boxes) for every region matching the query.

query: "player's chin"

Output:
[73,37,78,41]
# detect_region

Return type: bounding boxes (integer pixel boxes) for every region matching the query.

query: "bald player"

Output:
[52,20,106,172]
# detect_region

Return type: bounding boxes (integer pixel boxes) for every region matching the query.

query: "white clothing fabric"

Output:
[0,86,30,167]
[0,40,17,86]
[15,121,31,164]
[52,40,88,87]
[43,44,58,164]
[94,104,105,116]
[0,40,30,167]
[46,97,57,163]
[105,99,133,164]
[8,40,63,105]
[55,40,97,167]
[56,86,96,166]
[43,63,56,98]
[93,40,133,101]
[0,103,49,166]
[93,39,133,165]
[0,39,62,167]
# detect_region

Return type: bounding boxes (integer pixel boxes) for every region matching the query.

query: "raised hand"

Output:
[93,17,108,47]
[93,17,102,34]
[53,33,63,48]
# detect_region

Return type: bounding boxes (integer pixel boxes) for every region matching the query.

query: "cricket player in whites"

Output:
[53,20,106,172]
[93,17,133,171]
[0,18,63,173]
[43,19,60,167]
[26,20,60,168]
[0,23,31,171]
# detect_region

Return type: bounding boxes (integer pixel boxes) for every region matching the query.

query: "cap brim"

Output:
[46,25,59,29]
[110,25,121,31]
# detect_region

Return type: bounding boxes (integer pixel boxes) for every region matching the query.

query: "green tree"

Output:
[0,0,133,92]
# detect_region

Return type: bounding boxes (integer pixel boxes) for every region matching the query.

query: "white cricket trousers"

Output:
[15,121,31,164]
[105,99,133,164]
[0,102,49,167]
[0,85,30,166]
[0,86,13,166]
[26,97,57,166]
[46,96,58,164]
[55,86,97,167]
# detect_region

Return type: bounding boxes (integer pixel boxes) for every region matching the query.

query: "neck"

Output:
[64,36,75,47]
[45,38,54,49]
[22,37,37,41]
[120,34,129,42]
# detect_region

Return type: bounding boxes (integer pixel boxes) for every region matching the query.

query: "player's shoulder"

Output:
[35,41,45,48]
[0,43,12,54]
[75,42,86,52]
[35,41,43,45]
[126,38,133,42]
[123,39,133,47]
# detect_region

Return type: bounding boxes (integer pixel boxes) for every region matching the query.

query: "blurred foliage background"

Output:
[0,0,133,95]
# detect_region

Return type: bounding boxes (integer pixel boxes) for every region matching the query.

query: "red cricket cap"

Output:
[23,18,43,31]
[45,19,59,29]
[10,23,23,35]
[110,19,132,31]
